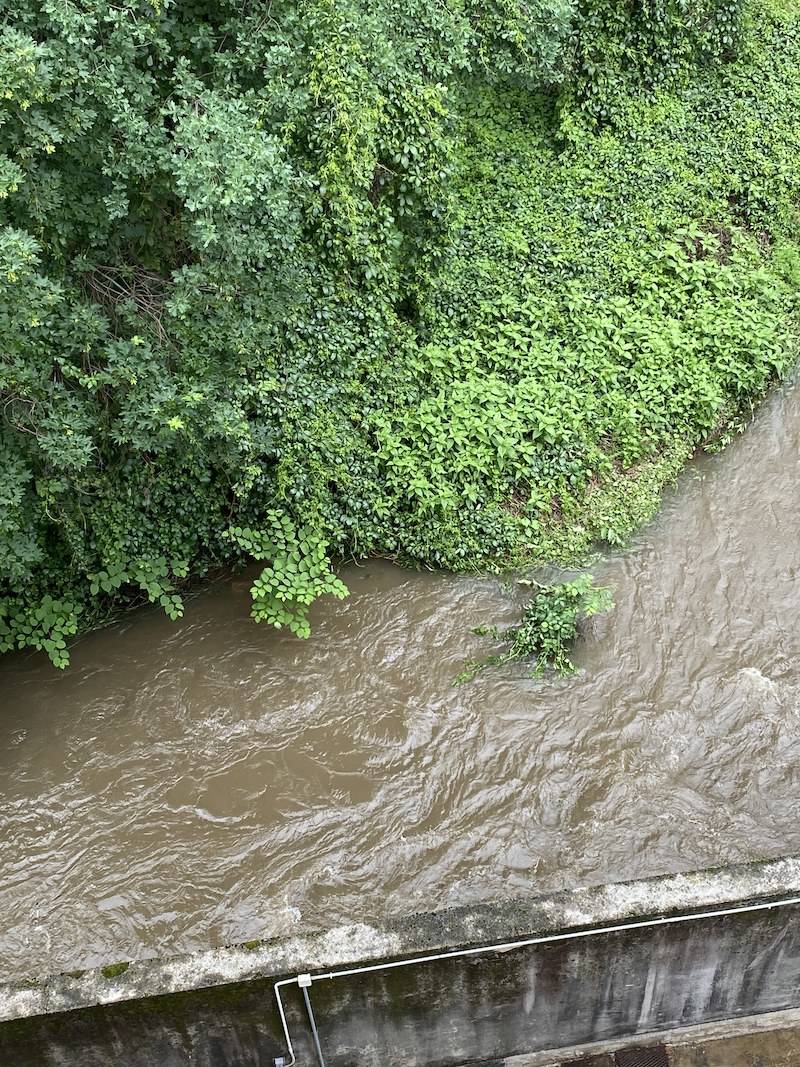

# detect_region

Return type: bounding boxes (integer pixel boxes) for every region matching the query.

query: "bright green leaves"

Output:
[125,558,184,621]
[458,574,613,681]
[0,0,796,671]
[88,561,128,597]
[373,214,796,549]
[88,557,185,622]
[0,28,48,106]
[0,594,81,669]
[225,514,348,638]
[249,555,348,640]
[0,227,41,284]
[295,0,460,285]
[0,156,23,202]
[503,575,613,675]
[375,370,575,514]
[406,51,800,571]
[223,521,285,562]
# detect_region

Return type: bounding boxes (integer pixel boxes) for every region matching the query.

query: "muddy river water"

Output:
[1,377,800,981]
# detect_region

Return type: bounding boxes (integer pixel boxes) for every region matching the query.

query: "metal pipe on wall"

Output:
[272,893,800,1066]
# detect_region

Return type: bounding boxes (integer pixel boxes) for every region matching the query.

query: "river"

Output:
[1,376,799,980]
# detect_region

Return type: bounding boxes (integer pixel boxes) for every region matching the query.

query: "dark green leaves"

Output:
[0,0,794,668]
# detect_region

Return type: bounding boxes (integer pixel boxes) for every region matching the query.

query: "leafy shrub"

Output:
[0,594,81,670]
[0,0,797,666]
[560,0,748,126]
[224,515,348,639]
[458,575,613,680]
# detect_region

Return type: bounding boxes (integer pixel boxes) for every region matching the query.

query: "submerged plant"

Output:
[458,575,613,681]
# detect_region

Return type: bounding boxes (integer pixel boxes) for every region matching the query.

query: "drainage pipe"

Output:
[272,892,800,1066]
[300,977,326,1067]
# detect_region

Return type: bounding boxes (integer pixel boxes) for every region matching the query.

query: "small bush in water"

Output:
[458,575,613,681]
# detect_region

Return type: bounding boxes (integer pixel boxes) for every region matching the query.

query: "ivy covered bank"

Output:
[1,0,799,664]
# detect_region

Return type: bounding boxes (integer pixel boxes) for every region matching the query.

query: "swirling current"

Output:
[1,377,799,980]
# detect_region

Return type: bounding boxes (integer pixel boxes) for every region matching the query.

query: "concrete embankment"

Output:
[495,1006,800,1065]
[2,855,800,1066]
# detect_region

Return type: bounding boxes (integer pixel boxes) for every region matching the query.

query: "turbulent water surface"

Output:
[1,378,799,980]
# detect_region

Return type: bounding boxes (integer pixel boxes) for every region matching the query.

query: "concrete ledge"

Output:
[488,1006,800,1064]
[3,853,800,1025]
[3,854,800,1066]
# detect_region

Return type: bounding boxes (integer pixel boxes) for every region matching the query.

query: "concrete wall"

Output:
[501,1006,800,1066]
[3,856,800,1067]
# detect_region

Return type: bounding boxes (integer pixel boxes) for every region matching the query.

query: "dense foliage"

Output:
[2,0,799,665]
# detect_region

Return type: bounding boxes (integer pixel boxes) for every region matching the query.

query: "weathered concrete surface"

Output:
[668,1008,800,1067]
[670,1028,800,1066]
[4,853,800,1024]
[486,1006,800,1064]
[2,855,800,1066]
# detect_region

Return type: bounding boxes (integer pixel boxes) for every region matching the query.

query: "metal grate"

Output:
[614,1045,669,1067]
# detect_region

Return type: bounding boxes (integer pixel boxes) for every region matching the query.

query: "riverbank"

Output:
[2,366,800,979]
[376,3,800,573]
[2,1,800,663]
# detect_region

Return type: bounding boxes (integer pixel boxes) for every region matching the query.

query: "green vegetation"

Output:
[100,961,130,980]
[2,0,799,665]
[458,575,613,680]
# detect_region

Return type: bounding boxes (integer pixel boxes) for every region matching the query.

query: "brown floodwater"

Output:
[1,376,800,981]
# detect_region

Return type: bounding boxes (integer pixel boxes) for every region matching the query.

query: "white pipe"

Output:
[272,892,800,1066]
